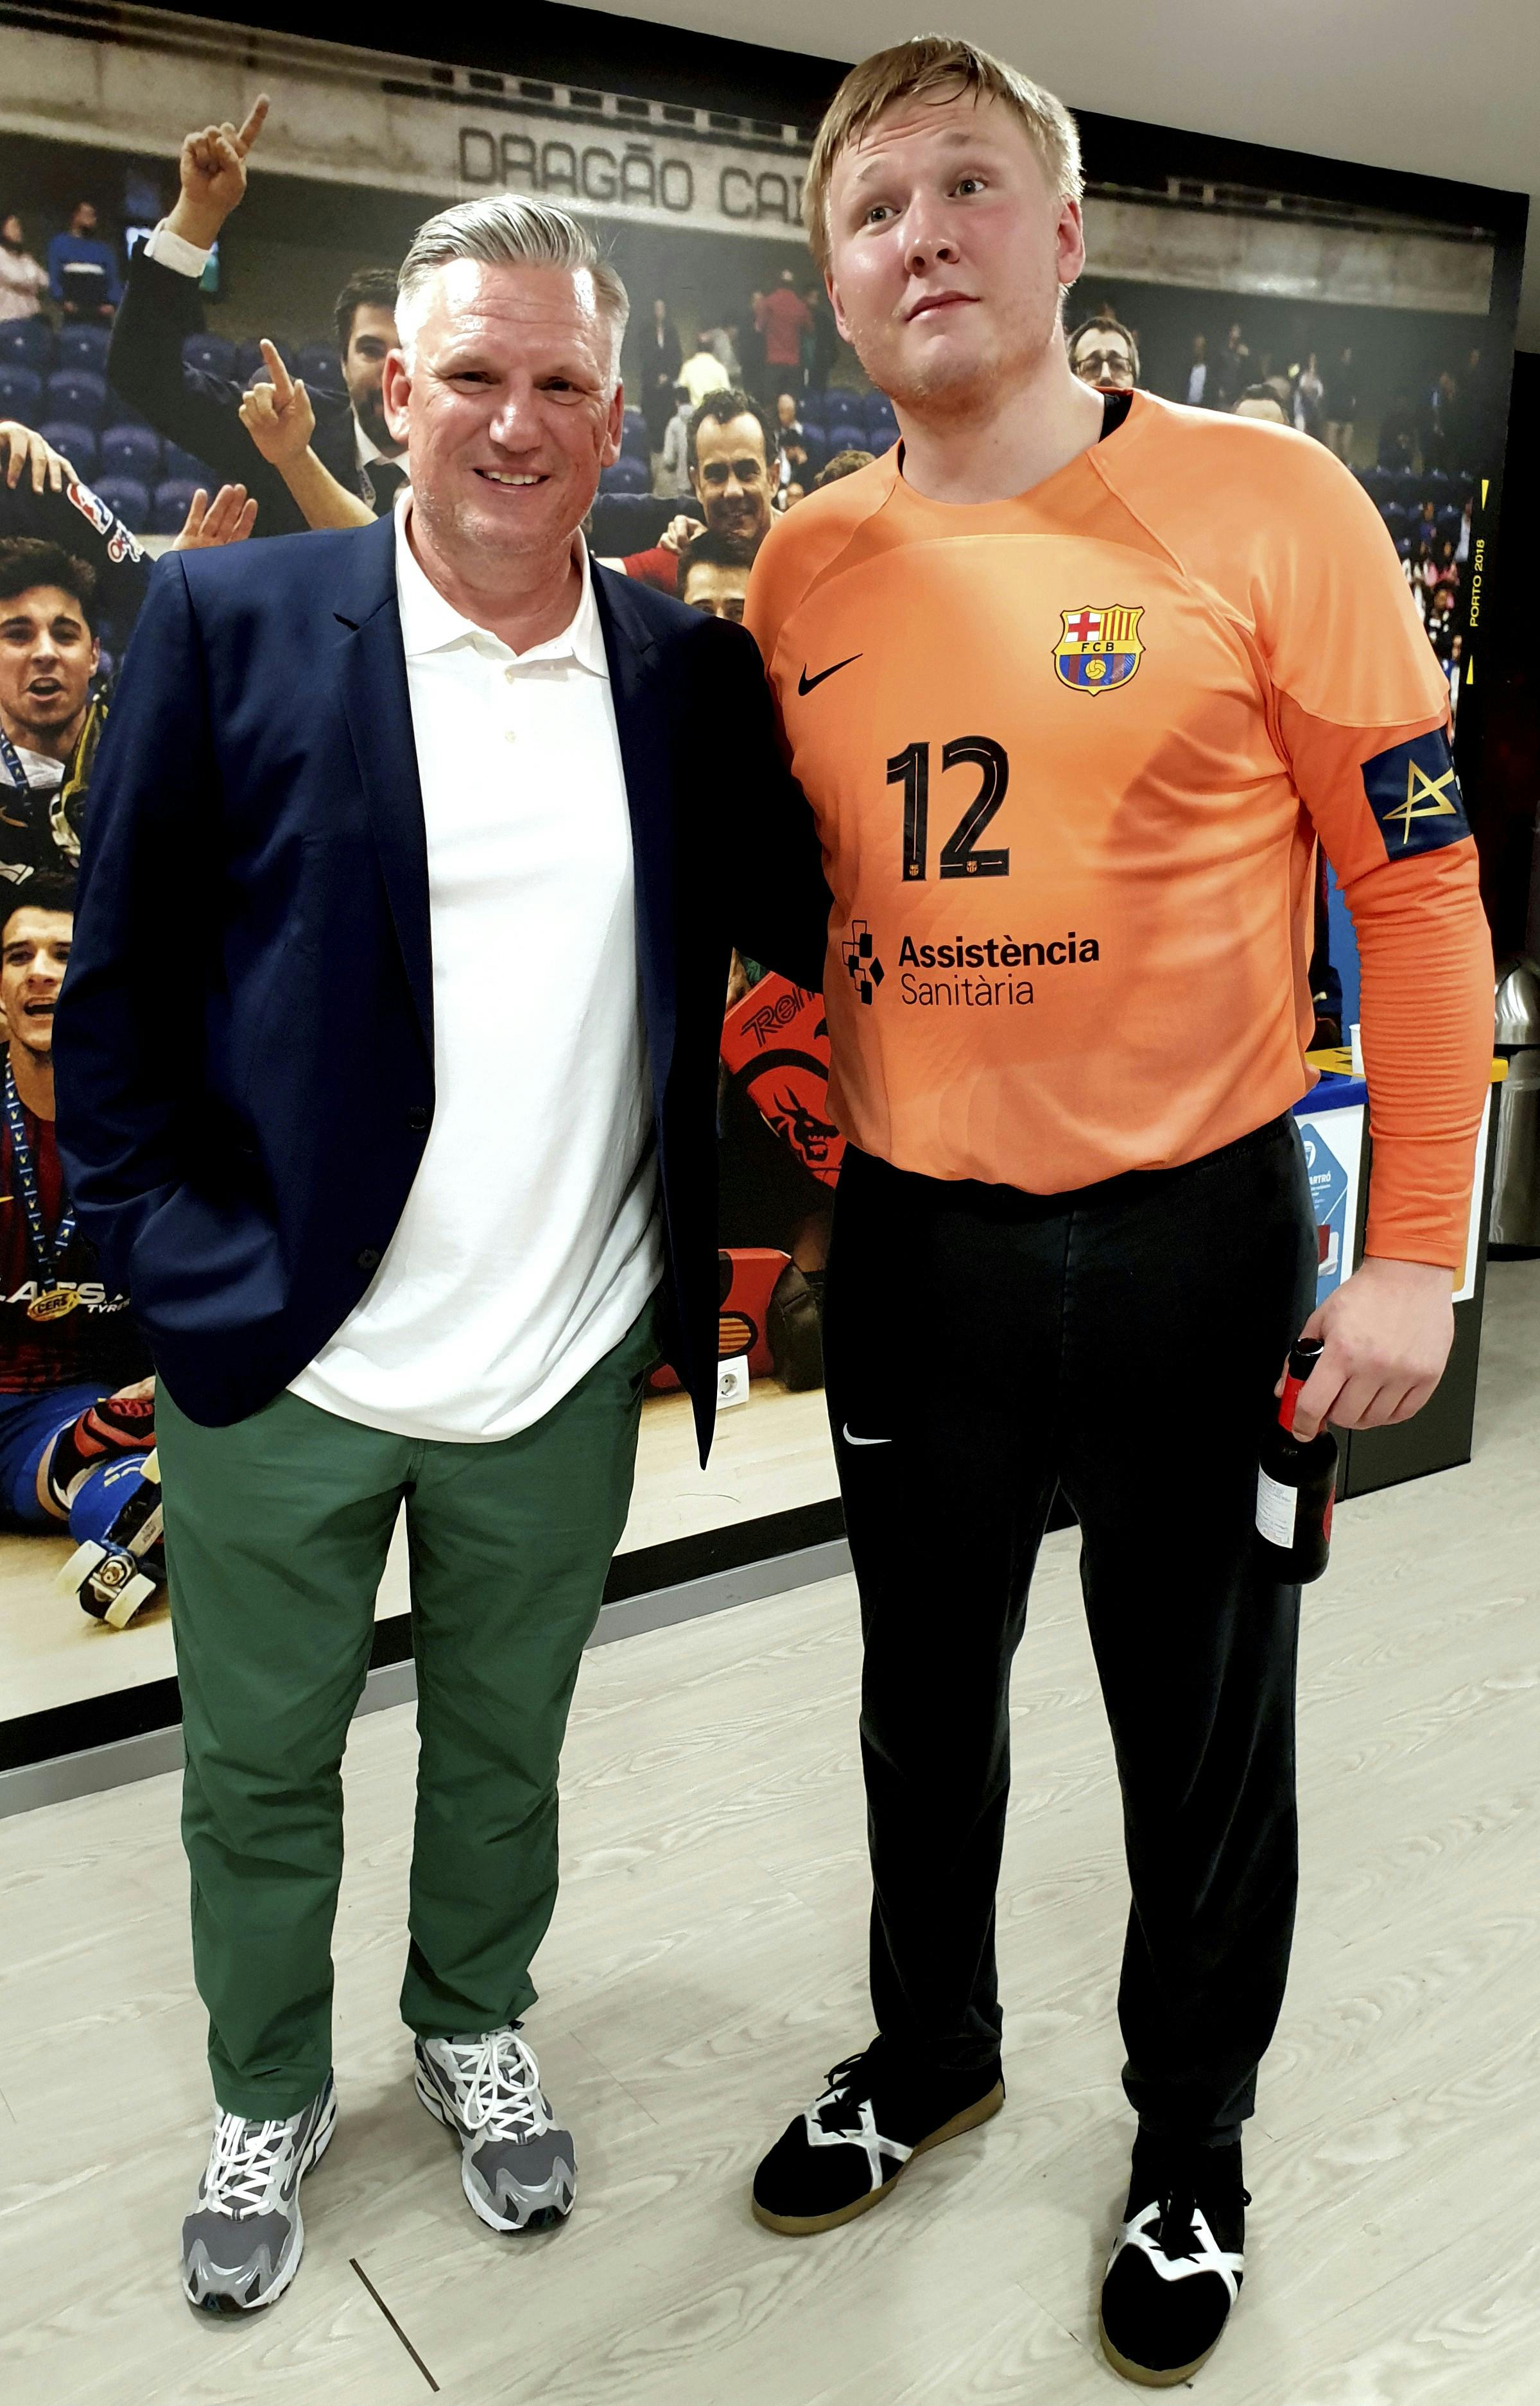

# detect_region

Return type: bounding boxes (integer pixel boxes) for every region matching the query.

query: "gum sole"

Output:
[1098,2315,1220,2388]
[752,2079,1005,2236]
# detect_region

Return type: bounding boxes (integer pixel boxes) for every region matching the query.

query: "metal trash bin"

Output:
[1490,960,1540,1252]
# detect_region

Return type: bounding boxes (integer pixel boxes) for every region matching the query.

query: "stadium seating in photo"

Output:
[38,420,99,481]
[151,479,203,533]
[296,342,342,391]
[180,329,235,379]
[0,364,44,419]
[91,473,150,529]
[55,323,111,374]
[100,423,161,480]
[599,456,650,495]
[0,318,54,374]
[588,492,703,555]
[44,368,108,427]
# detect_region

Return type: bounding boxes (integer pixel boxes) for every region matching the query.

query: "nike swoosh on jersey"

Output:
[842,1424,892,1446]
[799,653,862,695]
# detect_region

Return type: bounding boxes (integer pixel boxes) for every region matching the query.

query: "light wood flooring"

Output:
[3,1258,1539,2405]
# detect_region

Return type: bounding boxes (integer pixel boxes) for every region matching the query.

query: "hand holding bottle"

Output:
[1276,1256,1455,1442]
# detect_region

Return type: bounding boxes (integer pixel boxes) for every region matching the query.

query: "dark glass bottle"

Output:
[1256,1336,1338,1583]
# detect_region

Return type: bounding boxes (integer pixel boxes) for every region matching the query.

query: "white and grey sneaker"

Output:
[180,2074,337,2314]
[414,2025,575,2233]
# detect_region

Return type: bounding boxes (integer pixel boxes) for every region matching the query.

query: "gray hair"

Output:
[395,194,630,378]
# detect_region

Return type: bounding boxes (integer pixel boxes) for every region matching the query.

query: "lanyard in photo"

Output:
[0,722,32,793]
[2,1057,80,1320]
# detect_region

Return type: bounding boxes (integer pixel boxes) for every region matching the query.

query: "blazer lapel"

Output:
[333,516,433,1060]
[594,567,677,1116]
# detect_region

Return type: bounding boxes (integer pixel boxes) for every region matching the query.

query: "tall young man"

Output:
[744,36,1492,2388]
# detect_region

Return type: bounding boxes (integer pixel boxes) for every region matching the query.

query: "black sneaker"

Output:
[1098,2132,1248,2387]
[752,2042,1005,2235]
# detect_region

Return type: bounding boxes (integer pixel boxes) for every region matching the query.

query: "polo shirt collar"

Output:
[394,503,607,677]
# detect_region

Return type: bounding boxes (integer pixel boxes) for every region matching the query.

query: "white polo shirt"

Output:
[289,512,661,1441]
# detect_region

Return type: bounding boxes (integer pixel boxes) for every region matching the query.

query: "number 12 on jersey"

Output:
[887,736,1010,881]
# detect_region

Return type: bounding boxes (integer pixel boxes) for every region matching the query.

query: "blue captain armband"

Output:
[1361,728,1471,859]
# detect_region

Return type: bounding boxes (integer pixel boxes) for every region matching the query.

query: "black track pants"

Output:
[824,1115,1319,2144]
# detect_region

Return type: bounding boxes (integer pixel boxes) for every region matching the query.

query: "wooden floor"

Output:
[3,1258,1539,2405]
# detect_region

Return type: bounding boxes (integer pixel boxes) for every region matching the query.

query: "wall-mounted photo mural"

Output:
[0,2,1524,1769]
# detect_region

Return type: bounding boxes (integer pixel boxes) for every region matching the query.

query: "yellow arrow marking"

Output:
[1385,757,1460,844]
[1481,479,1489,508]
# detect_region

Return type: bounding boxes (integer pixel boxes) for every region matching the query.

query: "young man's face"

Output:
[691,413,774,554]
[681,558,750,621]
[383,260,622,571]
[824,90,1084,415]
[343,304,402,451]
[0,585,98,750]
[71,203,97,235]
[1,908,71,1060]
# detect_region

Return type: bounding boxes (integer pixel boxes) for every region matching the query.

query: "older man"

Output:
[55,193,826,2315]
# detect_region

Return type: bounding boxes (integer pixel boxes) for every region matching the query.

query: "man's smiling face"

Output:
[824,90,1084,418]
[384,259,623,571]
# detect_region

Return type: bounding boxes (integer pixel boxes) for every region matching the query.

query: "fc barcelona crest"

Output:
[1053,604,1144,695]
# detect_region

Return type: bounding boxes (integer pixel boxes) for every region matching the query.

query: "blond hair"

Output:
[803,34,1083,275]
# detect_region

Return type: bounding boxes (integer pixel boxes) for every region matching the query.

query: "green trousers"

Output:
[156,1303,657,2119]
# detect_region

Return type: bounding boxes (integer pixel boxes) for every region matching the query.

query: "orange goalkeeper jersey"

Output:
[745,393,1492,1269]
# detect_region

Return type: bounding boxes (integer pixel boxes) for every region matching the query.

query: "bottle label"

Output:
[1256,1467,1297,1548]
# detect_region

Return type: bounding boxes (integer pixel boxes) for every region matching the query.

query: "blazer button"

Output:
[356,1247,381,1271]
[406,1106,429,1132]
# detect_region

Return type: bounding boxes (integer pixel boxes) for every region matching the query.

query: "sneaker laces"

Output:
[1150,2164,1250,2260]
[443,2028,548,2142]
[1154,2180,1200,2259]
[812,2051,876,2136]
[203,2111,291,2215]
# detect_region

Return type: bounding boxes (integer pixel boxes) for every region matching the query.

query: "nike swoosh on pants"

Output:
[842,1425,892,1446]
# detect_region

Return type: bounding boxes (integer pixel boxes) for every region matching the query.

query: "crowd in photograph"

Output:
[1063,300,1479,718]
[0,151,1491,1628]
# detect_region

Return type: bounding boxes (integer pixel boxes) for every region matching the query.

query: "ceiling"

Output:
[555,0,1540,349]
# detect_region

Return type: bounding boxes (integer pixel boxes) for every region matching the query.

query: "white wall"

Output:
[557,0,1540,349]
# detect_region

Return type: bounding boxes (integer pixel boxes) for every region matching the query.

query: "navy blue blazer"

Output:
[53,513,829,1462]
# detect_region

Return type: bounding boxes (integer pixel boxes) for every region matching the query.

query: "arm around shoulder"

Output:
[703,616,831,991]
